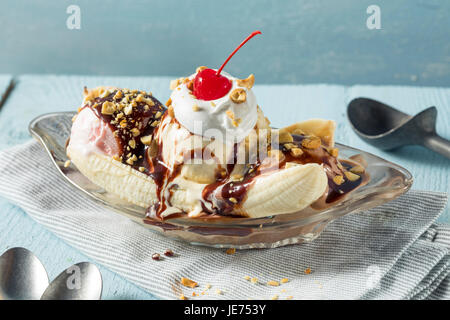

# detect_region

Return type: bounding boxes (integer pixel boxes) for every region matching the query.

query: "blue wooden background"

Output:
[0,0,449,86]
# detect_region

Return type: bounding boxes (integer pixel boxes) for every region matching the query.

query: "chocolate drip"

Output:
[280,134,366,204]
[324,161,365,203]
[143,117,185,219]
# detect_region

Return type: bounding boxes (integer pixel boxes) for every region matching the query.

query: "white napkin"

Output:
[0,141,448,300]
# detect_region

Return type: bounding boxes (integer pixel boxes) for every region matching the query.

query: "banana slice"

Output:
[67,147,157,208]
[237,163,328,218]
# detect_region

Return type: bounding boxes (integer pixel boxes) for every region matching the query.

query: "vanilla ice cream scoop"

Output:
[170,70,258,144]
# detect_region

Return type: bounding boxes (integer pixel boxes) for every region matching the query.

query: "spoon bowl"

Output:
[0,247,49,300]
[348,98,450,158]
[41,262,102,300]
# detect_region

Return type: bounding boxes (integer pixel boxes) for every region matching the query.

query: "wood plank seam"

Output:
[0,78,16,112]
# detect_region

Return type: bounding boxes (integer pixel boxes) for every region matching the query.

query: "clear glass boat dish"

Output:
[29,112,413,249]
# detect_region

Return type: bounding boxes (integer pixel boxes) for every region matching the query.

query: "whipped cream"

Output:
[170,71,258,144]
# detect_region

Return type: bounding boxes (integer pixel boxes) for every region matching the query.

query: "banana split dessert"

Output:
[66,32,367,221]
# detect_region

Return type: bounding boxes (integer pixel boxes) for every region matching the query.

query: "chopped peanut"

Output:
[181,277,198,288]
[140,135,152,145]
[267,280,280,287]
[279,131,293,143]
[196,66,207,73]
[290,148,304,157]
[101,101,116,115]
[333,175,344,185]
[130,128,140,137]
[226,248,236,255]
[229,88,247,104]
[237,74,255,89]
[301,136,321,149]
[350,165,365,174]
[329,148,339,157]
[344,171,360,181]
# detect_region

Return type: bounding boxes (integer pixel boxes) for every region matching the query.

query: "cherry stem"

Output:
[216,30,262,76]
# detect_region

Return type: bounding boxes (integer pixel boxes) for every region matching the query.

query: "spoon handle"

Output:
[422,135,450,159]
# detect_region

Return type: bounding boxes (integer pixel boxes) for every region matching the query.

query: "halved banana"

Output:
[67,146,157,208]
[236,163,328,218]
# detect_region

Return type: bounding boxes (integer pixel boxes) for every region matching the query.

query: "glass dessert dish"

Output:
[29,112,413,249]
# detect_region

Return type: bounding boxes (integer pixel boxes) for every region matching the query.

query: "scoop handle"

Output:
[422,134,450,159]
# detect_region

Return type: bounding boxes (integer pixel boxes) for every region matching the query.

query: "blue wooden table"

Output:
[0,74,448,299]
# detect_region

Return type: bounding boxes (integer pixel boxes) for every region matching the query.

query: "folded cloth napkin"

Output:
[0,140,448,300]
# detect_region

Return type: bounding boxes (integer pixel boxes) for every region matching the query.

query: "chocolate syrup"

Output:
[143,117,188,219]
[86,89,166,167]
[281,134,365,204]
[201,161,260,216]
[325,172,363,203]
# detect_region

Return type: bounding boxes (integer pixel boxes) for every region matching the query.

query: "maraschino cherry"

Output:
[193,68,232,101]
[193,30,261,101]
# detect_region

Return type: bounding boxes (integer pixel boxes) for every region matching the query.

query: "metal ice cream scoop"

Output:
[347,98,450,159]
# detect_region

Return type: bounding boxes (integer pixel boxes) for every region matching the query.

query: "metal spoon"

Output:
[0,247,49,300]
[41,262,102,300]
[347,98,450,159]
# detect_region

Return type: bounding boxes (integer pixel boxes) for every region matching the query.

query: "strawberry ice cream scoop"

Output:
[68,107,121,157]
[67,87,165,167]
